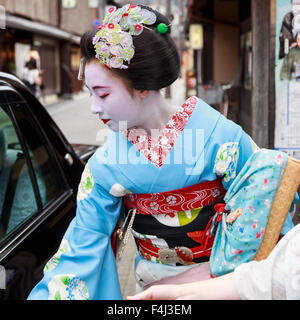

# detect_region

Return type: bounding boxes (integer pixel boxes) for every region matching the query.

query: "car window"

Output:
[0,106,38,239]
[0,104,64,242]
[12,104,65,204]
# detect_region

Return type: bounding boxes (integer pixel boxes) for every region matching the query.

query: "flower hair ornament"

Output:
[92,4,168,69]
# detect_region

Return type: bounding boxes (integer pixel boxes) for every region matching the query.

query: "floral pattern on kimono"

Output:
[213,142,240,183]
[44,239,71,272]
[77,164,94,200]
[48,274,89,300]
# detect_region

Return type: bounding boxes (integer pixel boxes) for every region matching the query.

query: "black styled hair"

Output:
[80,5,180,91]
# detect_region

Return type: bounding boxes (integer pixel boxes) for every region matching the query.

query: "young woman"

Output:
[28,4,296,300]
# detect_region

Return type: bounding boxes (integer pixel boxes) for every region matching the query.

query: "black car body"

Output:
[0,72,98,299]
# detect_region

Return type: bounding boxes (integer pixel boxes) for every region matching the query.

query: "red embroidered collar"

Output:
[121,96,198,167]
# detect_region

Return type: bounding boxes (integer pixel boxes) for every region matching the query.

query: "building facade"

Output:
[0,0,98,101]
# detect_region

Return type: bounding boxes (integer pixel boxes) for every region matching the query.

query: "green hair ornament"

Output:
[157,22,169,34]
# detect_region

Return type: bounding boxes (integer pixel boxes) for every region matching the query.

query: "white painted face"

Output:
[292,0,300,15]
[84,59,143,131]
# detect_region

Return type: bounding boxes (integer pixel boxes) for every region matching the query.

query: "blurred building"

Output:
[185,0,276,150]
[0,0,107,101]
[185,0,300,224]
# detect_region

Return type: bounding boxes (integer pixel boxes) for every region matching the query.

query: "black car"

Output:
[0,72,98,300]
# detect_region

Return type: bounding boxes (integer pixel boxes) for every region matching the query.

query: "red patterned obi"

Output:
[123,178,226,216]
[123,179,227,265]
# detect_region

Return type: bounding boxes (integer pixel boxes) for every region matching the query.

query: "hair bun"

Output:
[80,4,179,91]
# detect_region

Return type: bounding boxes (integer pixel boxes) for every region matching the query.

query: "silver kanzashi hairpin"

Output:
[93,4,157,69]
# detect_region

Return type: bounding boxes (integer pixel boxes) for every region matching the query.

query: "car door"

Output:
[0,86,77,299]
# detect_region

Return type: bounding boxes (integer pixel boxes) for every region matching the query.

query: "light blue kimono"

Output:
[27,98,296,300]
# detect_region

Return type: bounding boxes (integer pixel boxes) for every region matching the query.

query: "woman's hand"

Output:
[127,283,194,300]
[127,272,240,300]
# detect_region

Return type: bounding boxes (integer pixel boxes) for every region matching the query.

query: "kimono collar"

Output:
[121,96,198,168]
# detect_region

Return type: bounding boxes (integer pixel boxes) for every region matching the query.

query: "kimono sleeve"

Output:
[27,157,123,300]
[213,131,297,234]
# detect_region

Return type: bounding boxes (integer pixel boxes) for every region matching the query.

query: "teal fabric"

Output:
[210,149,293,277]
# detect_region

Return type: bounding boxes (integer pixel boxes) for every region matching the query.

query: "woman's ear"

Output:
[138,90,151,99]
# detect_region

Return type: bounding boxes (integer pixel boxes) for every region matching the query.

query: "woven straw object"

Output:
[253,157,300,261]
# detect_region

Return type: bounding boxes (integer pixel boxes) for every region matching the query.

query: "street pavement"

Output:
[46,77,186,298]
[45,90,109,146]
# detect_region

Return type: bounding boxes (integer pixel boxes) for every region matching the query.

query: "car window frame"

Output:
[0,86,71,249]
[3,102,43,210]
[15,100,73,194]
[10,101,71,199]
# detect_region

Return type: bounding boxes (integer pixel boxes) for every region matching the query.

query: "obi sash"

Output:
[123,178,226,265]
[123,178,226,215]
